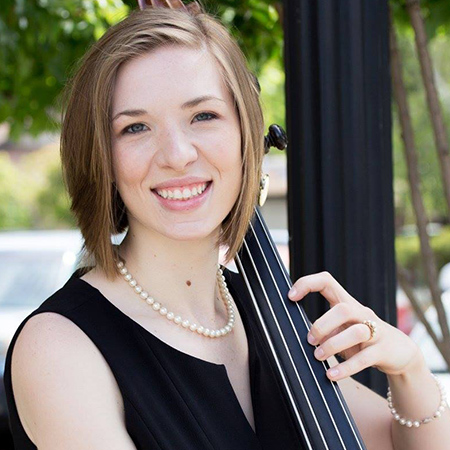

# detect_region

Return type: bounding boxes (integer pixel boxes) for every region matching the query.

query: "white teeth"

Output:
[156,182,208,200]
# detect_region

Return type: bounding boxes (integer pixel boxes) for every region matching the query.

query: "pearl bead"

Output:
[118,261,235,338]
[387,374,447,428]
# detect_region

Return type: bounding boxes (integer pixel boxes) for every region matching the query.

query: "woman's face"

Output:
[111,45,242,243]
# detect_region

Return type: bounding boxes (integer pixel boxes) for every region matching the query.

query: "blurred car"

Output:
[0,230,83,431]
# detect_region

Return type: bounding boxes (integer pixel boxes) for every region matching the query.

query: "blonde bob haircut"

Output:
[61,7,265,278]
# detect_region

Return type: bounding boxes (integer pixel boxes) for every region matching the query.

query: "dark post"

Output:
[283,0,396,394]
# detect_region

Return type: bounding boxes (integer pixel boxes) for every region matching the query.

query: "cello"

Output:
[236,124,367,450]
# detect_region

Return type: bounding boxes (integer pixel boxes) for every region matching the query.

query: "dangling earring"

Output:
[259,173,270,207]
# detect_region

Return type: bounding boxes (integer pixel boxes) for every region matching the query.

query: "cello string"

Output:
[234,254,314,450]
[253,208,366,450]
[241,232,341,450]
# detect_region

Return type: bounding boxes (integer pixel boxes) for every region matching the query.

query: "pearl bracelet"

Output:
[387,374,448,428]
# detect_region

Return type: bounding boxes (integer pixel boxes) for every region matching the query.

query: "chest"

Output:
[117,309,256,433]
[223,351,255,432]
[151,316,256,432]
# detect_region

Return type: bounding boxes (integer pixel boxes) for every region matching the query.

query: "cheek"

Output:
[215,129,242,172]
[113,147,151,188]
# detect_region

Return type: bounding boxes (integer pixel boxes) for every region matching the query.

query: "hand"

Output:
[288,271,422,381]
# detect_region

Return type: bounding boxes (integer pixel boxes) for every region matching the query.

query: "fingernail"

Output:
[314,348,324,359]
[307,333,317,345]
[288,287,297,299]
[328,368,339,378]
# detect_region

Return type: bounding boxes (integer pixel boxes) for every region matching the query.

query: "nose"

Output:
[155,127,198,172]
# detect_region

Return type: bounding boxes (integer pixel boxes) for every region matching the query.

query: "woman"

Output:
[4,3,449,450]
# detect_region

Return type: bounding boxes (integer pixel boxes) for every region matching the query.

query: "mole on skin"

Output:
[186,280,192,287]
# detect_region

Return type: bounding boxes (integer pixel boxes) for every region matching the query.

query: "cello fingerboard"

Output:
[235,208,367,450]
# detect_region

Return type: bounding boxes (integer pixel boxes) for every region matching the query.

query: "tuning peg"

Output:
[264,124,288,154]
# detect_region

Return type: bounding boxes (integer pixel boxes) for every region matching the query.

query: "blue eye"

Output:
[123,123,148,134]
[193,112,218,122]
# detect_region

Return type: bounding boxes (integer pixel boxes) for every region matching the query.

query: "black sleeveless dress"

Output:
[4,269,303,449]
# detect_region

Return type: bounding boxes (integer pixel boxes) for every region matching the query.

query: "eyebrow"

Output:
[112,95,225,122]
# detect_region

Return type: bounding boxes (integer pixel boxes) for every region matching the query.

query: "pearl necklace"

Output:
[117,261,235,338]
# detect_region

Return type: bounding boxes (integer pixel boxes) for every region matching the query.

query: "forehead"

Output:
[112,45,230,111]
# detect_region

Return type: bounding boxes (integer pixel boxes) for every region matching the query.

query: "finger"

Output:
[326,346,379,381]
[313,323,374,361]
[288,271,357,307]
[308,303,374,344]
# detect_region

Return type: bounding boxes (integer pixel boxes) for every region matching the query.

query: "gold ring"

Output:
[362,320,377,341]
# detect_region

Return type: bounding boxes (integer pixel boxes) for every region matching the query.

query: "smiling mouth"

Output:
[154,181,211,201]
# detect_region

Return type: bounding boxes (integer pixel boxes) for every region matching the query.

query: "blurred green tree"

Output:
[0,0,130,139]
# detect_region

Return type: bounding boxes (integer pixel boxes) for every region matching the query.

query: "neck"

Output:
[117,227,225,325]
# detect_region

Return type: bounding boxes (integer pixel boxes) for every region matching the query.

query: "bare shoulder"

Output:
[11,312,137,450]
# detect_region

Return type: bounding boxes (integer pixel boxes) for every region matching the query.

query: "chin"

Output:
[155,220,221,243]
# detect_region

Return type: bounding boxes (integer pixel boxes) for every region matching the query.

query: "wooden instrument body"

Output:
[236,208,367,450]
